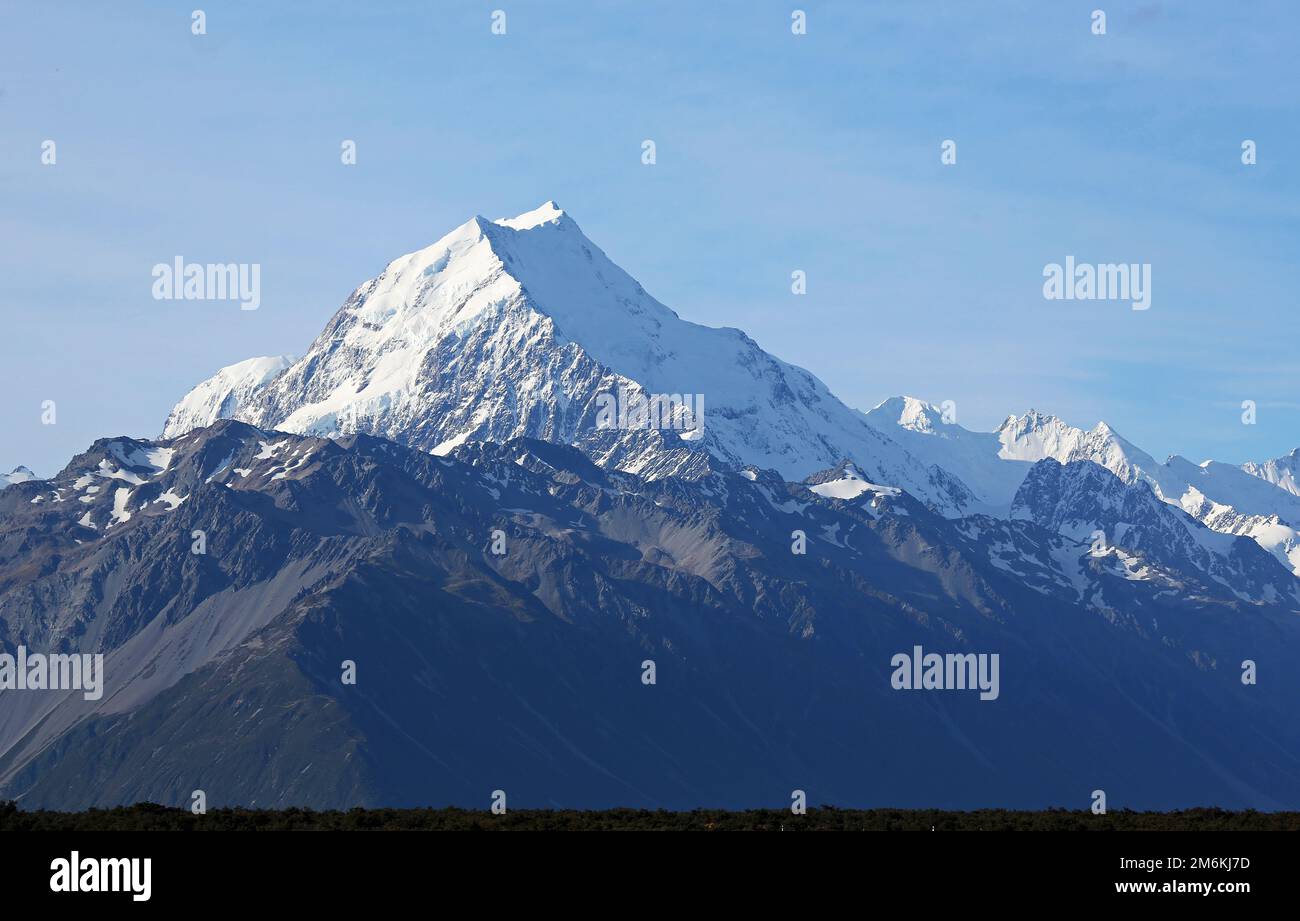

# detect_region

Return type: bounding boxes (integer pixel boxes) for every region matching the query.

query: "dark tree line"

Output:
[0,801,1292,831]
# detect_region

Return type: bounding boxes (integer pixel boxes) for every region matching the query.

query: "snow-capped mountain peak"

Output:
[864,398,1029,513]
[162,355,293,439]
[1244,448,1300,497]
[996,410,1149,470]
[163,202,980,514]
[0,466,38,490]
[870,396,952,436]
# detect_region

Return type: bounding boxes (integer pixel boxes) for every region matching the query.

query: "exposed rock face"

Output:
[2,422,1298,810]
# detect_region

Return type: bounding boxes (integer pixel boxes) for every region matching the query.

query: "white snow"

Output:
[1242,449,1300,497]
[109,441,174,474]
[0,466,37,490]
[107,487,133,527]
[205,450,236,483]
[161,355,293,438]
[809,464,901,500]
[96,458,147,485]
[432,431,471,457]
[154,489,188,510]
[494,200,566,231]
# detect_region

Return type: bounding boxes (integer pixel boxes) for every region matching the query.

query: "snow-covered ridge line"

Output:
[865,395,1300,574]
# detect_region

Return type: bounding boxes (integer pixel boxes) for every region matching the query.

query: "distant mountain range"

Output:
[2,204,1298,810]
[160,203,1300,577]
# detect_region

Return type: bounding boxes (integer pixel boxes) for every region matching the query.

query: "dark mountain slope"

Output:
[1,423,1298,809]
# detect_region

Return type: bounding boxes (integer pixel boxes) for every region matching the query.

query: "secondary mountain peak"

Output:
[869,396,950,435]
[162,355,293,439]
[1243,448,1300,498]
[996,408,1063,436]
[0,465,38,489]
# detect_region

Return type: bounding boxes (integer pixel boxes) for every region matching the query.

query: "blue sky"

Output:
[2,0,1297,476]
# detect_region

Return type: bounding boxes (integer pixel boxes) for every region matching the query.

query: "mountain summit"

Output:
[0,466,37,489]
[164,203,976,513]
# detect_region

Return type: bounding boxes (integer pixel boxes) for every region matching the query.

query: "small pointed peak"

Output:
[494,200,568,231]
[803,459,859,483]
[2,465,38,485]
[868,395,941,427]
[875,395,931,412]
[898,396,940,428]
[837,459,865,478]
[1003,408,1050,429]
[1091,420,1141,449]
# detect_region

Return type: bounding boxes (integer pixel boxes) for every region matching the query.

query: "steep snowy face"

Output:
[1243,449,1300,497]
[893,396,944,434]
[0,466,37,490]
[162,355,293,439]
[198,202,975,512]
[217,210,710,479]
